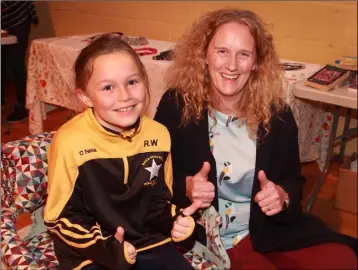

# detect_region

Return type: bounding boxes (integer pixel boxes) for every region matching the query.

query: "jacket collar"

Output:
[84,108,142,141]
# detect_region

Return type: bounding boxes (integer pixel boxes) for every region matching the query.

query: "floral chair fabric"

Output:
[1,132,229,270]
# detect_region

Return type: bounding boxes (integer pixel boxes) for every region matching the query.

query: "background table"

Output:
[26,33,173,132]
[294,80,357,211]
[293,81,357,110]
[26,33,330,171]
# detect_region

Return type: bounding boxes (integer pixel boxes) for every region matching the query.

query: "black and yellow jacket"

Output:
[44,108,194,270]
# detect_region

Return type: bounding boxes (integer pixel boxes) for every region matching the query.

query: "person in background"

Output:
[1,1,38,122]
[44,34,196,270]
[155,8,357,269]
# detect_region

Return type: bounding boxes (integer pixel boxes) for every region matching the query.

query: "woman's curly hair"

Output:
[166,9,286,138]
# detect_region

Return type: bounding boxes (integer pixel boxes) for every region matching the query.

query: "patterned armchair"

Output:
[1,132,57,269]
[1,132,230,270]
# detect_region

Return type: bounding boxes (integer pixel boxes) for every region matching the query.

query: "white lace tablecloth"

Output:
[26,34,330,171]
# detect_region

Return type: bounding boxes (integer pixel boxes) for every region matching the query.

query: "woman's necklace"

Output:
[208,105,247,128]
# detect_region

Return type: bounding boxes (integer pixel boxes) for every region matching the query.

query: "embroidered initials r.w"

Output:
[144,139,158,147]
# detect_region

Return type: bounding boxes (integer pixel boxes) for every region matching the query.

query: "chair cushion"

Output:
[1,132,55,213]
[184,250,218,269]
[24,205,47,242]
[1,208,57,269]
[1,132,57,269]
[25,232,59,269]
[1,151,16,209]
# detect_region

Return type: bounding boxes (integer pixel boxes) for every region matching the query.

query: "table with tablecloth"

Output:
[26,33,173,131]
[281,60,332,171]
[26,33,330,171]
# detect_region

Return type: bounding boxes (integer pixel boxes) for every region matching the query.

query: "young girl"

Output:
[44,34,198,270]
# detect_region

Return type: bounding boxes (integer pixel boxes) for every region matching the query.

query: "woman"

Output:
[155,9,357,269]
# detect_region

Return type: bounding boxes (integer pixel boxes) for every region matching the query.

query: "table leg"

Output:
[338,108,351,161]
[28,100,44,134]
[305,106,340,212]
[40,102,47,120]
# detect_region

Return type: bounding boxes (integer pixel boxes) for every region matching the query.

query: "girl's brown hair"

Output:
[167,9,286,138]
[74,33,150,101]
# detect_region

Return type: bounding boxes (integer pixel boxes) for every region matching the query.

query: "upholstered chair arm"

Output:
[1,208,44,269]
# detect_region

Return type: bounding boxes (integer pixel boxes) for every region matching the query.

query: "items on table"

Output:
[121,35,149,46]
[334,56,357,71]
[85,32,123,43]
[134,47,158,56]
[304,64,350,91]
[85,32,149,46]
[347,71,357,92]
[281,62,305,71]
[153,49,174,61]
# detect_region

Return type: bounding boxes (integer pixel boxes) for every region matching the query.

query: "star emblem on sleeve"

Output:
[145,159,162,180]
